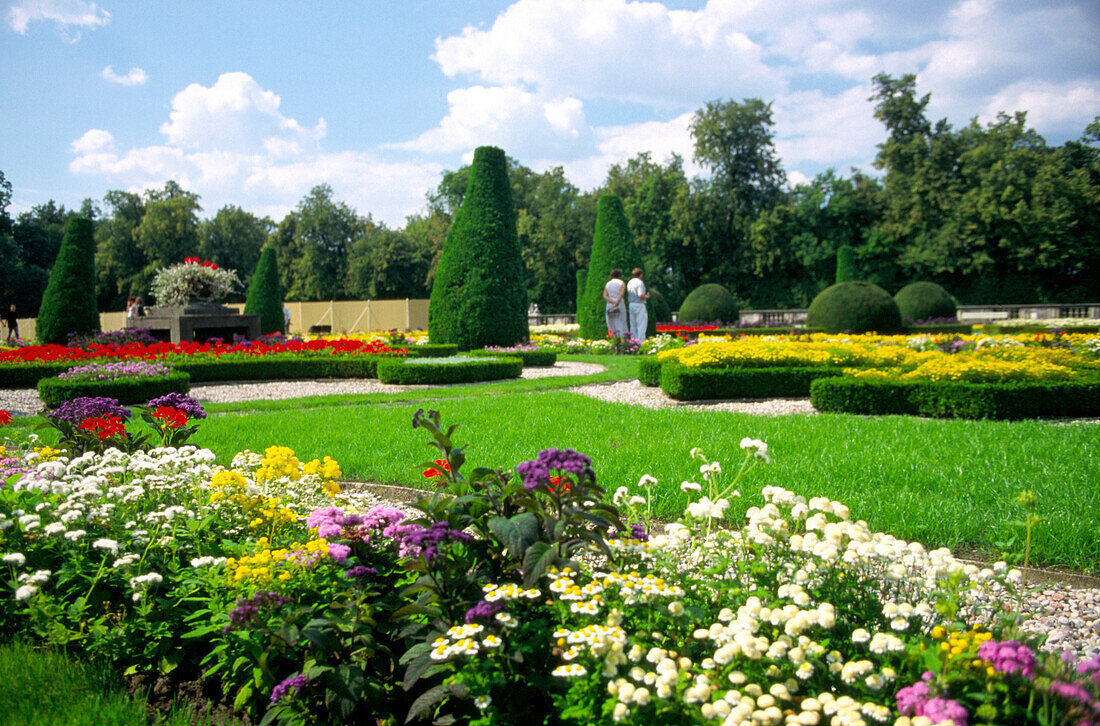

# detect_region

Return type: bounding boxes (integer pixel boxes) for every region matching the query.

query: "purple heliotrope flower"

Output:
[48,397,132,424]
[146,392,206,419]
[306,505,406,542]
[395,521,473,562]
[224,591,292,631]
[60,361,172,381]
[345,565,377,580]
[270,674,308,703]
[515,448,593,491]
[465,599,504,624]
[977,639,1037,679]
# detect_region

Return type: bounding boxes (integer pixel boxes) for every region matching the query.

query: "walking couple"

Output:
[603,268,649,342]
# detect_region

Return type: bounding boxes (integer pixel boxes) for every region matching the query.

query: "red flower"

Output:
[0,410,12,426]
[422,458,451,478]
[153,406,188,429]
[548,475,571,494]
[77,416,127,439]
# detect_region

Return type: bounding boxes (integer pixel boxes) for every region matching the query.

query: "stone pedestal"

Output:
[130,302,262,344]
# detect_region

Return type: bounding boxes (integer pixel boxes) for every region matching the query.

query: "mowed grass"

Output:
[191,389,1100,573]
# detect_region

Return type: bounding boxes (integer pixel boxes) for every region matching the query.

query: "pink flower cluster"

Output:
[896,672,969,726]
[977,639,1037,679]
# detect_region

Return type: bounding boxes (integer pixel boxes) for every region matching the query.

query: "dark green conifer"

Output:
[36,217,100,344]
[835,245,858,284]
[577,195,643,340]
[429,146,528,349]
[244,245,284,335]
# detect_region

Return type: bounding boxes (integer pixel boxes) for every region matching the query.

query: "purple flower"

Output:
[515,448,593,491]
[896,672,967,726]
[48,397,132,424]
[895,677,932,714]
[977,640,1037,679]
[1049,680,1094,706]
[270,674,308,703]
[345,566,377,580]
[224,591,292,631]
[327,543,351,563]
[629,524,649,542]
[465,599,504,624]
[394,521,473,562]
[60,361,172,381]
[146,392,206,419]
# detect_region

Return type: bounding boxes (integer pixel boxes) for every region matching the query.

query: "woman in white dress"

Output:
[603,269,628,337]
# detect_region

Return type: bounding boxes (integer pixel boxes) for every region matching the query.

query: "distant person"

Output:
[126,296,136,319]
[283,305,291,333]
[133,297,146,317]
[603,269,628,337]
[2,304,18,343]
[626,267,650,342]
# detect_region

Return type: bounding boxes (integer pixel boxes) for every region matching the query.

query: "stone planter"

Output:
[129,301,261,344]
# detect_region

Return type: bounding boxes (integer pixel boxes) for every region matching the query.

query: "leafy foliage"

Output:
[36,217,101,344]
[429,146,529,350]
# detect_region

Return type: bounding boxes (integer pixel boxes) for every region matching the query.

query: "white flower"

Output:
[15,584,37,601]
[43,522,67,536]
[628,496,646,507]
[637,474,657,488]
[680,480,701,492]
[3,553,26,566]
[613,487,629,506]
[64,529,87,541]
[740,437,770,462]
[93,539,119,555]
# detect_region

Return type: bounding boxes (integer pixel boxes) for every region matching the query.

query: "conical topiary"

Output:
[835,245,857,284]
[577,194,644,340]
[575,269,587,315]
[36,216,100,344]
[806,281,903,334]
[244,245,284,335]
[429,146,528,349]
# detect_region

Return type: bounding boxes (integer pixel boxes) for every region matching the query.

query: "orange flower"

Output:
[77,416,127,439]
[422,458,451,478]
[548,476,571,494]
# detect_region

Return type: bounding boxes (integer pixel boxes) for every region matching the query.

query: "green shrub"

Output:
[638,357,662,387]
[36,217,100,344]
[835,245,857,284]
[575,269,587,315]
[677,284,739,324]
[577,195,644,340]
[477,349,558,367]
[38,372,190,407]
[375,356,522,385]
[174,354,384,382]
[405,344,460,358]
[981,323,1100,335]
[0,363,72,388]
[660,363,844,401]
[894,281,957,323]
[429,146,528,350]
[903,323,973,335]
[806,281,903,334]
[810,375,1100,419]
[244,246,284,335]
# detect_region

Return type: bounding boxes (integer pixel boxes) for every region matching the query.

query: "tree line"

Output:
[2,73,1097,317]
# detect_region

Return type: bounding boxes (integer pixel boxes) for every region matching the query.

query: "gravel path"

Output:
[3,360,1097,658]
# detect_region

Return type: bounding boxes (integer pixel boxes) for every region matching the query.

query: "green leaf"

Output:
[522,541,558,587]
[406,683,451,723]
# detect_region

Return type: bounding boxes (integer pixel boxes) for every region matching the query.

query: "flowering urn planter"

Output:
[129,301,261,344]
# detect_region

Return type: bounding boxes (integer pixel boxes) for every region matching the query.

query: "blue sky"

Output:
[3,0,1098,226]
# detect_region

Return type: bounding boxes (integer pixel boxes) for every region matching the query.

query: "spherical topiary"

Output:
[244,246,284,335]
[894,281,957,323]
[429,146,528,350]
[806,281,903,334]
[835,245,857,284]
[677,284,739,324]
[36,217,100,344]
[647,289,671,337]
[577,195,644,340]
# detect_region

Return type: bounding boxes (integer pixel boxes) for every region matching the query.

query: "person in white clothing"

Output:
[603,269,628,337]
[626,267,650,341]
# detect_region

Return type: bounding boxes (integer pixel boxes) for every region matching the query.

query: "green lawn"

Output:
[188,360,1100,573]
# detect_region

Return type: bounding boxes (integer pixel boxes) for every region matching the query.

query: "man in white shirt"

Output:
[626,268,650,341]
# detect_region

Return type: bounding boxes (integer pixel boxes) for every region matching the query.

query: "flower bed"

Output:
[375,355,522,385]
[1,409,1097,724]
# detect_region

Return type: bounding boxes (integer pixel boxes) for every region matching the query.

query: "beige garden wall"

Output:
[13,299,430,341]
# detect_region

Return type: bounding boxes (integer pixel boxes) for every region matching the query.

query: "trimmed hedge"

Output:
[980,323,1100,335]
[36,217,101,345]
[638,357,662,387]
[678,284,739,325]
[806,281,903,335]
[37,372,190,408]
[477,349,558,367]
[810,375,1100,420]
[903,323,973,335]
[405,344,460,358]
[660,363,845,401]
[174,355,386,382]
[244,246,284,335]
[895,281,957,323]
[0,363,72,388]
[375,356,522,385]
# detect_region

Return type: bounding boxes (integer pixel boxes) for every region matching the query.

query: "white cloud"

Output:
[982,80,1100,136]
[6,0,109,38]
[69,72,441,226]
[100,65,148,86]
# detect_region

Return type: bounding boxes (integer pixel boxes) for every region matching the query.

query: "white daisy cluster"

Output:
[429,623,504,661]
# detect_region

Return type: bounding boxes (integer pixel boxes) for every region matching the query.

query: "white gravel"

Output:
[571,379,817,415]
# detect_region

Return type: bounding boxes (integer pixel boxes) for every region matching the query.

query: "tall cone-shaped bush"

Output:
[36,216,100,344]
[244,245,284,335]
[429,146,528,349]
[577,194,643,340]
[835,245,857,284]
